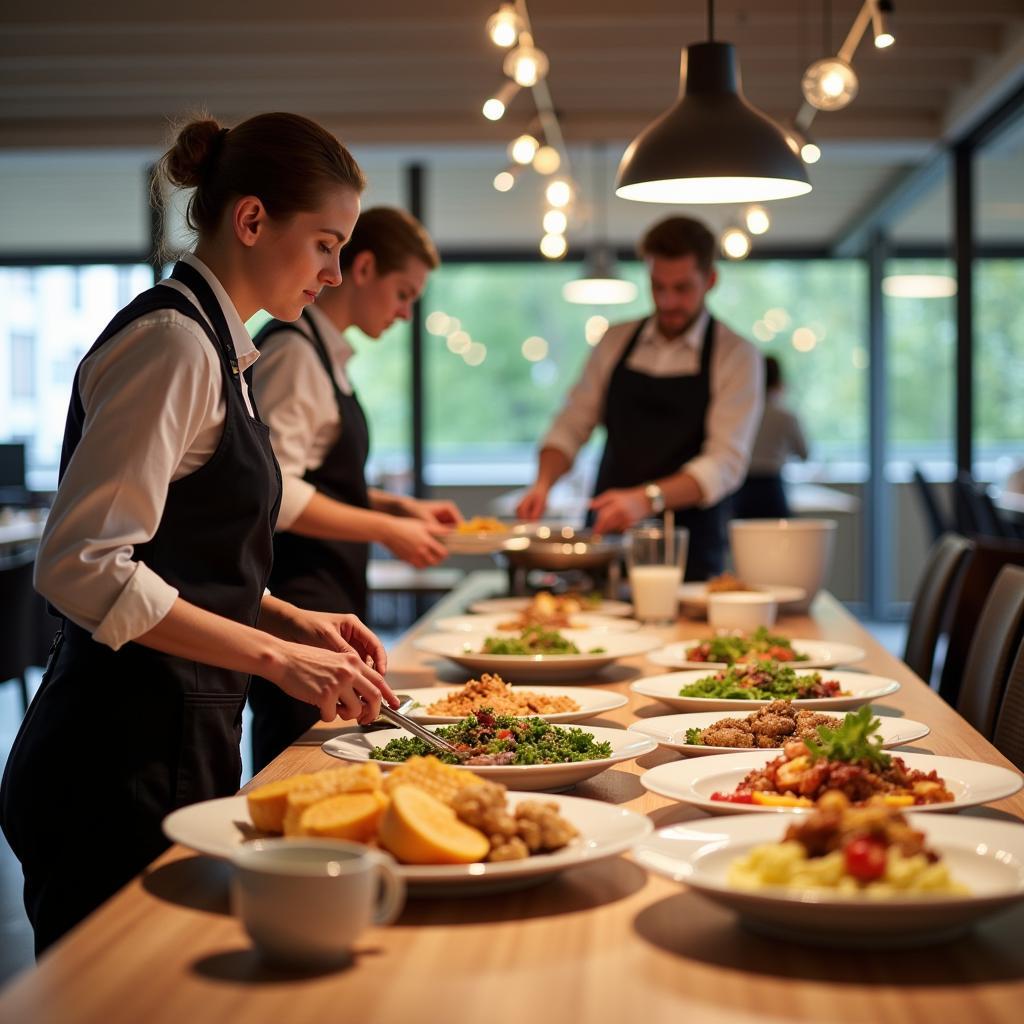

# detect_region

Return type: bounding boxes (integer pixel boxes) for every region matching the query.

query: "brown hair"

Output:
[339,206,440,275]
[155,112,366,241]
[638,216,716,274]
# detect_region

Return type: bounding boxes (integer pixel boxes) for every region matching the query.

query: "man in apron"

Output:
[517,216,764,581]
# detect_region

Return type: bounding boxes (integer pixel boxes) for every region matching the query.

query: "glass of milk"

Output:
[626,526,689,624]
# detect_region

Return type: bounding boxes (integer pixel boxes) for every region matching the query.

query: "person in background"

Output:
[733,355,809,519]
[247,206,459,773]
[517,216,763,580]
[0,113,397,954]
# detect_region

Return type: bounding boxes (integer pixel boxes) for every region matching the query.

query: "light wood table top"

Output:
[3,571,1024,1023]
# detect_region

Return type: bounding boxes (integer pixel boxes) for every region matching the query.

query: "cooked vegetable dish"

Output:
[678,662,844,701]
[685,700,843,748]
[685,627,809,665]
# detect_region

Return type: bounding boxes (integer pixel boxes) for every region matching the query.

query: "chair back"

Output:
[954,471,1001,537]
[0,548,35,684]
[938,537,1024,705]
[955,564,1024,738]
[993,637,1024,771]
[911,467,951,543]
[903,533,974,682]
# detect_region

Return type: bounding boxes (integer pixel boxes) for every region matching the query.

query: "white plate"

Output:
[414,630,663,682]
[322,725,656,791]
[634,814,1024,947]
[164,791,652,895]
[469,597,635,618]
[647,637,866,671]
[443,532,516,555]
[640,750,1023,815]
[434,613,640,634]
[405,684,628,724]
[628,711,929,756]
[678,582,806,613]
[630,670,900,712]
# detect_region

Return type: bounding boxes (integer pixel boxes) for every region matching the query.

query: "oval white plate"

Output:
[678,582,807,612]
[434,613,640,634]
[634,814,1024,947]
[443,532,516,555]
[414,630,662,682]
[648,638,866,671]
[164,791,652,895]
[630,669,900,712]
[640,750,1023,815]
[469,597,634,618]
[322,725,655,791]
[628,711,929,756]
[405,684,628,724]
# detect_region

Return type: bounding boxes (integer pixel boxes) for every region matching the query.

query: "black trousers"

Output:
[732,474,790,519]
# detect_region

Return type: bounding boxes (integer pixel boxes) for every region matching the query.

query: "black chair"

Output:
[911,466,951,543]
[0,548,36,713]
[902,533,974,683]
[992,636,1024,771]
[954,564,1024,738]
[953,471,1004,538]
[937,537,1024,707]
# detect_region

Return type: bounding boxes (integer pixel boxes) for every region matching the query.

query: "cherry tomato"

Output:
[844,836,888,882]
[711,791,754,804]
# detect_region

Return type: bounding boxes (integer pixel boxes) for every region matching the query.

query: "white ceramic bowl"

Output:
[729,519,837,609]
[707,592,778,630]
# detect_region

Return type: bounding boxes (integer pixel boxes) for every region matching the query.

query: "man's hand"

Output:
[282,607,389,676]
[382,517,449,568]
[516,484,550,521]
[589,486,652,534]
[401,497,463,527]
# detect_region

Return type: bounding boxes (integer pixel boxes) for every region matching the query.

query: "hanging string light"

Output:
[486,4,522,48]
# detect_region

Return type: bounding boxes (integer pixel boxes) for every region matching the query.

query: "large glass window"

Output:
[0,264,153,487]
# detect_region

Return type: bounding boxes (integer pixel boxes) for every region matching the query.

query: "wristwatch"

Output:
[643,482,665,515]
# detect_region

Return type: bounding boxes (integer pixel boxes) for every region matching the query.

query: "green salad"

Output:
[685,626,809,665]
[369,709,613,766]
[481,625,604,656]
[677,661,844,701]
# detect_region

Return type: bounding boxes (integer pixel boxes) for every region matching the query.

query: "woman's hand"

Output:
[402,497,463,527]
[381,516,449,568]
[515,484,549,521]
[283,607,389,676]
[269,641,398,726]
[589,486,652,534]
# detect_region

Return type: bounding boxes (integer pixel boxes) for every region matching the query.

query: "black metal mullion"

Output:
[954,143,974,475]
[866,231,890,618]
[406,163,426,499]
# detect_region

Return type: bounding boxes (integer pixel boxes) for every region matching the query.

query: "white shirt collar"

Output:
[178,252,260,371]
[305,304,355,369]
[639,308,710,351]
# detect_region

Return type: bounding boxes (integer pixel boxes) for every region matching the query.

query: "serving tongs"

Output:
[374,701,469,763]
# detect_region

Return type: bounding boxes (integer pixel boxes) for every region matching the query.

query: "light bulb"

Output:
[542,209,567,234]
[463,341,487,366]
[482,98,506,121]
[545,178,573,208]
[872,0,895,48]
[532,145,561,175]
[521,336,549,362]
[493,170,516,192]
[447,330,471,355]
[721,227,751,260]
[426,312,450,336]
[486,4,522,48]
[792,327,817,352]
[504,41,549,87]
[540,233,568,259]
[801,141,822,164]
[802,57,859,111]
[585,315,609,345]
[509,134,539,165]
[745,205,770,235]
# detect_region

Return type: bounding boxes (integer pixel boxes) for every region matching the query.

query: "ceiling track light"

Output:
[616,0,810,203]
[486,3,523,48]
[482,79,521,121]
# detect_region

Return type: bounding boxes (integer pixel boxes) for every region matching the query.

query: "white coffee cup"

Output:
[707,591,778,631]
[231,839,405,968]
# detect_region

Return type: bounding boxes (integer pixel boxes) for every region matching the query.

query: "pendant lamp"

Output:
[616,0,811,204]
[564,146,639,306]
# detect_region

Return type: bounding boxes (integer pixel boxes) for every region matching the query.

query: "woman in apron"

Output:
[0,112,396,954]
[247,207,458,772]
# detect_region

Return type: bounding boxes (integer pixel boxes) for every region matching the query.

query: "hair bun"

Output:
[164,118,225,188]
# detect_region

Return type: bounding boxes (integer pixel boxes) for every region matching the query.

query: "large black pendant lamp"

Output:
[616,0,812,204]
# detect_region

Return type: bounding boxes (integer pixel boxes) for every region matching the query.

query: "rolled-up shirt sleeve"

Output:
[250,332,338,531]
[35,315,224,650]
[540,322,634,461]
[683,335,764,507]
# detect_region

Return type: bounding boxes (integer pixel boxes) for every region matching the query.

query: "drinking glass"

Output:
[626,526,689,624]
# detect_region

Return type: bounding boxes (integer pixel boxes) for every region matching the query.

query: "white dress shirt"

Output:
[35,253,261,651]
[542,311,764,507]
[748,392,810,474]
[250,305,356,531]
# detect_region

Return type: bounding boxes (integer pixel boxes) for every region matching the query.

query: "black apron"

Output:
[248,312,371,773]
[592,315,726,581]
[0,261,282,954]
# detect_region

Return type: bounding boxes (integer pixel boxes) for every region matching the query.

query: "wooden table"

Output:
[3,572,1024,1023]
